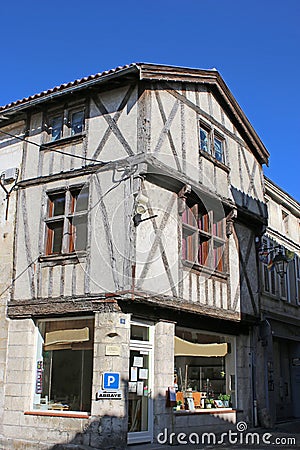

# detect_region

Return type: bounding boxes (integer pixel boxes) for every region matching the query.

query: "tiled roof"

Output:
[0,63,136,112]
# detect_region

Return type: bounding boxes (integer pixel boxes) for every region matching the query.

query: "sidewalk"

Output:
[128,420,300,449]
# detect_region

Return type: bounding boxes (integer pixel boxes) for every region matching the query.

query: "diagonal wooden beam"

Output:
[240,147,264,216]
[92,95,134,157]
[93,174,121,290]
[92,85,136,160]
[136,193,178,297]
[153,99,179,155]
[232,228,258,315]
[154,91,182,171]
[20,190,36,299]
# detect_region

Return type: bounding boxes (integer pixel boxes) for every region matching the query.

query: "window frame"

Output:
[33,317,94,414]
[175,327,237,409]
[45,185,89,256]
[46,105,85,143]
[261,237,291,302]
[199,121,225,164]
[181,201,227,274]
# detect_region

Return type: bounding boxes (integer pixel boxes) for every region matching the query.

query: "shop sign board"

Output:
[96,390,122,400]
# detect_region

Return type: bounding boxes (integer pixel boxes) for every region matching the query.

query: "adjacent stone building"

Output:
[256,177,300,426]
[0,122,23,445]
[0,63,296,449]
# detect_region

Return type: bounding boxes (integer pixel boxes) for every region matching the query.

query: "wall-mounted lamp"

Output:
[258,244,294,278]
[133,193,158,227]
[272,250,289,278]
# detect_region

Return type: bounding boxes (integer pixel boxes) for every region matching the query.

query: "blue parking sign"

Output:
[103,372,120,390]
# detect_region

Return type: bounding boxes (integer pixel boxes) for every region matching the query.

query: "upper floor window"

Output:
[48,107,85,142]
[45,185,89,255]
[282,210,289,235]
[182,202,226,273]
[199,123,225,164]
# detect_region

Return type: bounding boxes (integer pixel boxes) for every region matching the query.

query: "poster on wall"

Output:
[139,368,148,379]
[131,367,138,381]
[137,381,144,396]
[133,356,143,367]
[128,382,137,393]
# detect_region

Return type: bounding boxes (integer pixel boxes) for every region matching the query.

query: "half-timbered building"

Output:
[0,63,270,449]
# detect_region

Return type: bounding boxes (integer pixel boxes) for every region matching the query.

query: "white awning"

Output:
[44,327,89,350]
[174,336,228,357]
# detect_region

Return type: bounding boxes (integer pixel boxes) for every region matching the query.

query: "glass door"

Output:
[127,322,153,444]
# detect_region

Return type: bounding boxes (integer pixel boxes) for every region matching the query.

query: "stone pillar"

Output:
[153,320,175,441]
[87,310,131,449]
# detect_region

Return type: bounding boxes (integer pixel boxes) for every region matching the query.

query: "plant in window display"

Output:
[205,398,215,409]
[176,400,182,411]
[218,393,231,407]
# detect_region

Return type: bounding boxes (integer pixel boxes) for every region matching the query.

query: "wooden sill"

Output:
[174,408,235,415]
[41,133,85,149]
[24,410,90,419]
[182,260,228,280]
[199,150,230,173]
[39,251,87,266]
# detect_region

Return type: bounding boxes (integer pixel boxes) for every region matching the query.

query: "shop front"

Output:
[173,327,236,413]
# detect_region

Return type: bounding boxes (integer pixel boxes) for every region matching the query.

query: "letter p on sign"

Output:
[103,372,120,390]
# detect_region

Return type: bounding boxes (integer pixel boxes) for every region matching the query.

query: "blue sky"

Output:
[1,0,299,200]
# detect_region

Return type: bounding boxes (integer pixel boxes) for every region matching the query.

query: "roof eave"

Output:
[0,64,140,118]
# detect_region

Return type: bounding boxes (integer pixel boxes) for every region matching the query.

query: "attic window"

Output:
[199,123,225,164]
[47,106,85,142]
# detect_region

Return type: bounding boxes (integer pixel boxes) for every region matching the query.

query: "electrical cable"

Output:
[0,128,110,165]
[0,164,137,298]
[0,256,40,298]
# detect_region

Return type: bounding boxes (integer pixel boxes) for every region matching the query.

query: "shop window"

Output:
[182,201,226,273]
[47,106,85,142]
[33,318,94,413]
[174,329,235,409]
[45,185,89,255]
[199,123,225,163]
[130,324,149,341]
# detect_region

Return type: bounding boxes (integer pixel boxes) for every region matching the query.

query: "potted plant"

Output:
[176,400,182,411]
[205,398,214,409]
[218,393,231,407]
